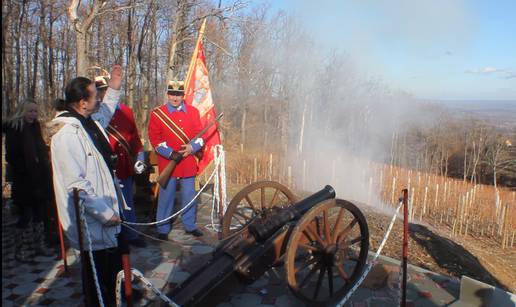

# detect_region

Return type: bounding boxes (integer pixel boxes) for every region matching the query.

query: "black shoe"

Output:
[129,238,147,248]
[157,233,169,241]
[185,229,204,237]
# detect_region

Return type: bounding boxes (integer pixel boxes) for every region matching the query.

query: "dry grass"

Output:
[374,164,515,249]
[216,148,515,249]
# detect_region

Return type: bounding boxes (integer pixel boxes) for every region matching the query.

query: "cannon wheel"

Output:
[285,199,369,305]
[221,181,297,238]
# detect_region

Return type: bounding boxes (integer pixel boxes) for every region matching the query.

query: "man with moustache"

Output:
[148,80,205,240]
[49,65,128,306]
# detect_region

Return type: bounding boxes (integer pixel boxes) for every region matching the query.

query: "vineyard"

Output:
[219,149,515,249]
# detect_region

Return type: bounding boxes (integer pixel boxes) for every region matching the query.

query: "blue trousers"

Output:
[119,176,138,241]
[156,176,198,234]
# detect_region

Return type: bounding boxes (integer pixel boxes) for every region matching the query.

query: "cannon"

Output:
[169,181,369,306]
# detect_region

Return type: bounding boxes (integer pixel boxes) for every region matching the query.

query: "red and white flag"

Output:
[184,19,221,175]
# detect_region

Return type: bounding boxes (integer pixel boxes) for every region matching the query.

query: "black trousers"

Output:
[81,235,130,307]
[15,201,45,228]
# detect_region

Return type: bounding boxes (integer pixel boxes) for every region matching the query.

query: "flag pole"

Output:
[185,18,207,89]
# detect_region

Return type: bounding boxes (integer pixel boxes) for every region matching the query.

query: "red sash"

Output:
[152,108,190,145]
[152,107,203,160]
[106,124,134,159]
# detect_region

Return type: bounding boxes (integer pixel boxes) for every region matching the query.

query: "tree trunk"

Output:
[2,0,14,116]
[48,8,55,100]
[166,0,190,82]
[15,0,28,103]
[240,107,247,146]
[126,3,136,109]
[30,34,40,98]
[76,32,89,76]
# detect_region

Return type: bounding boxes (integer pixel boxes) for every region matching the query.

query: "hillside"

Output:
[437,100,516,132]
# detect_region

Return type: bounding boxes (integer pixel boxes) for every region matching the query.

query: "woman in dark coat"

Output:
[3,99,54,262]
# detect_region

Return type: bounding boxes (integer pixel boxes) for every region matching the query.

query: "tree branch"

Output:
[67,0,82,32]
[96,3,144,17]
[82,0,108,31]
[177,1,248,34]
[205,36,233,58]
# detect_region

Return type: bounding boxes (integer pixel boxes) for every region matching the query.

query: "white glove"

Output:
[134,160,147,174]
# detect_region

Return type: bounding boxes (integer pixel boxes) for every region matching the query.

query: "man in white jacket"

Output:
[49,65,126,306]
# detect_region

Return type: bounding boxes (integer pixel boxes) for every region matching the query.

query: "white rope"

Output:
[115,268,180,307]
[335,200,404,307]
[208,145,227,232]
[78,198,106,307]
[122,152,221,226]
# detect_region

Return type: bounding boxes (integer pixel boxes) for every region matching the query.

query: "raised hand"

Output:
[108,64,123,90]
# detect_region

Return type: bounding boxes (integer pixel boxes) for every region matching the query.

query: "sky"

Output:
[265,0,516,101]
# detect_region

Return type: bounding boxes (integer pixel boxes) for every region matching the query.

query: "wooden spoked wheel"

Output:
[221,181,297,238]
[285,199,369,305]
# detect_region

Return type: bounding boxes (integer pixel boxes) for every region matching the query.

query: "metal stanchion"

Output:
[73,188,93,306]
[401,188,409,307]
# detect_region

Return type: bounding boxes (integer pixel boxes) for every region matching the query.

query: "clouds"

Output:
[466,67,516,79]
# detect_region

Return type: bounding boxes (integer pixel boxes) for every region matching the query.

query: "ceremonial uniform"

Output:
[106,103,144,242]
[148,82,204,237]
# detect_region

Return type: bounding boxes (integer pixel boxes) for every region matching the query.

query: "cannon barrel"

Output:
[170,185,336,306]
[248,185,336,242]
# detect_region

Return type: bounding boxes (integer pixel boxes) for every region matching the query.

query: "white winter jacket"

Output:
[50,88,127,251]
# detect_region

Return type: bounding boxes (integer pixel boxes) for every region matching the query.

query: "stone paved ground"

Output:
[2,195,461,306]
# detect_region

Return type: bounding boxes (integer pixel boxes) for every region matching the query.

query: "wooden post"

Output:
[268,153,273,180]
[434,184,439,213]
[391,177,397,206]
[287,166,292,188]
[253,157,258,183]
[302,160,306,191]
[410,187,415,221]
[422,186,428,216]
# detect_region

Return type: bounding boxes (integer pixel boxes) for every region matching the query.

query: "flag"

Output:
[184,19,221,175]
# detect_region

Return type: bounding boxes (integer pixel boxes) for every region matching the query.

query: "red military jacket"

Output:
[106,103,143,180]
[148,103,202,178]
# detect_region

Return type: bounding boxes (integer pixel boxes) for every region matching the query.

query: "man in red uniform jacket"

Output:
[96,76,147,247]
[148,80,204,239]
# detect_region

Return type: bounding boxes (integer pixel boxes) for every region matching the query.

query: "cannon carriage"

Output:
[169,181,370,306]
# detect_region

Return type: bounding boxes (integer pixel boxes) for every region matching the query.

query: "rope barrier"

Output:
[208,144,227,232]
[78,145,410,307]
[77,196,106,307]
[80,146,227,306]
[335,200,404,307]
[122,146,225,227]
[115,268,180,307]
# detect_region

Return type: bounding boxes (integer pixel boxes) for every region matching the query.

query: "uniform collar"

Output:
[166,101,186,113]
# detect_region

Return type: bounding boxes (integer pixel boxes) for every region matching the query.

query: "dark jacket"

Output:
[3,121,52,205]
